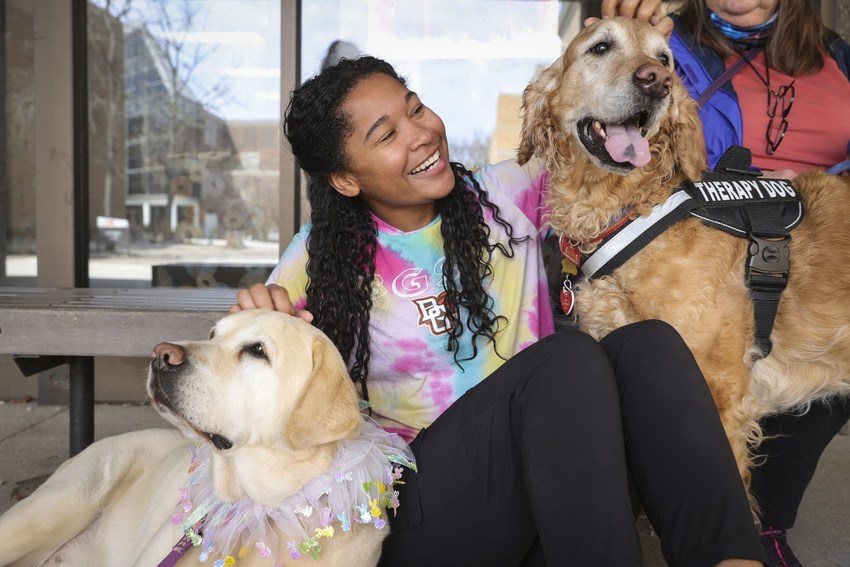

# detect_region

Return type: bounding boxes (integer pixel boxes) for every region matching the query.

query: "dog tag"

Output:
[561,258,578,276]
[559,280,575,316]
[559,236,581,267]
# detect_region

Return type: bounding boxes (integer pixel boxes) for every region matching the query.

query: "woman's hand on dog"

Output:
[230,283,314,323]
[585,0,674,38]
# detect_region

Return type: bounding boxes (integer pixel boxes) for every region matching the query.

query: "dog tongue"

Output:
[604,124,650,168]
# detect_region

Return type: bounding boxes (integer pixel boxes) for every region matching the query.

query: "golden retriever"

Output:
[519,17,850,497]
[0,310,409,566]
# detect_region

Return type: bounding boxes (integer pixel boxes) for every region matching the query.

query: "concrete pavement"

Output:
[0,402,847,566]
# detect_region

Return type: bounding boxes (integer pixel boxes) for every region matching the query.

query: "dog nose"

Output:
[633,64,672,98]
[152,342,185,371]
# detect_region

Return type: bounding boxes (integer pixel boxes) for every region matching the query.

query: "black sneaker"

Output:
[761,527,803,567]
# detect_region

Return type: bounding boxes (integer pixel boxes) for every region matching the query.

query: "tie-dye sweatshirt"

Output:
[268,159,554,442]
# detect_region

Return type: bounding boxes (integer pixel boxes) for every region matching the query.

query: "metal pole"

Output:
[293,0,301,233]
[72,0,89,288]
[280,0,301,250]
[70,0,94,456]
[0,0,8,280]
[69,356,94,455]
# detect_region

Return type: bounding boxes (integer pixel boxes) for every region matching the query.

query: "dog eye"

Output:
[658,53,670,66]
[589,41,611,55]
[243,342,268,361]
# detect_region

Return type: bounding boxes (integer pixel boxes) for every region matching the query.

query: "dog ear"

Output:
[518,56,564,165]
[655,81,707,180]
[284,335,361,451]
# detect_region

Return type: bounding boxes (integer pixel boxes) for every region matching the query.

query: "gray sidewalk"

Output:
[0,402,847,566]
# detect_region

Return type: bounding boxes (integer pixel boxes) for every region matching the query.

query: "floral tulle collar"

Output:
[169,417,416,565]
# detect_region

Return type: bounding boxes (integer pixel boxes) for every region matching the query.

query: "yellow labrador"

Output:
[0,309,410,566]
[519,17,850,497]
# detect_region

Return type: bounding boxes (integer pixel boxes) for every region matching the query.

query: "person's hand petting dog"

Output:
[230,282,314,322]
[584,0,674,38]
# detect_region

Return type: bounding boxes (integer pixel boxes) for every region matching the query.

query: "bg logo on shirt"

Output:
[414,291,452,335]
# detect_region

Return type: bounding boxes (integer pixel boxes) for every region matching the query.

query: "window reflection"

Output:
[2,1,581,288]
[839,3,850,43]
[1,1,36,286]
[302,1,580,168]
[86,0,281,288]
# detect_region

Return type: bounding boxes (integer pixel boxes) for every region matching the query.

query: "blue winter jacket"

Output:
[670,15,850,169]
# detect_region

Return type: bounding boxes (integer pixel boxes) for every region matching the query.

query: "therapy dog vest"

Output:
[577,146,803,357]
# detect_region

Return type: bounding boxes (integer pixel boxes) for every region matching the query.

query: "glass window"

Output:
[1,0,37,286]
[128,172,143,194]
[127,143,142,169]
[838,1,849,42]
[87,0,282,288]
[127,116,144,139]
[302,1,580,168]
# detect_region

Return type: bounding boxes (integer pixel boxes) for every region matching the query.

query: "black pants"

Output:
[750,397,850,529]
[381,321,765,566]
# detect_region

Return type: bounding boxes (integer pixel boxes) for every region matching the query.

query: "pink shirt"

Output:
[729,51,850,173]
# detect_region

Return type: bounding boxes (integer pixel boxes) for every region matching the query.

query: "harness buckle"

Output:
[746,234,790,280]
[746,234,790,357]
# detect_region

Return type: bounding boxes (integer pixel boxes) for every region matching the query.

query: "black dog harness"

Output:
[574,146,803,357]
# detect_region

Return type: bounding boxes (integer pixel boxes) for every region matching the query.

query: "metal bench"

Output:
[0,287,235,455]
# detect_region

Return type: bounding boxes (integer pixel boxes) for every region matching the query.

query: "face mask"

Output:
[709,9,778,47]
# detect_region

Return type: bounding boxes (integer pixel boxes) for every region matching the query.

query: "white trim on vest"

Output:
[581,190,694,279]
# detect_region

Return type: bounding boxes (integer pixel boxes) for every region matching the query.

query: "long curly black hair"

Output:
[283,56,524,400]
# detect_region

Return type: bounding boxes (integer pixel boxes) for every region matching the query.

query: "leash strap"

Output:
[697,47,762,107]
[157,515,207,567]
[826,159,850,175]
[157,534,195,567]
[749,270,788,356]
